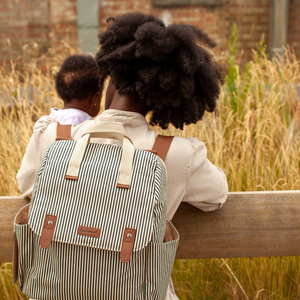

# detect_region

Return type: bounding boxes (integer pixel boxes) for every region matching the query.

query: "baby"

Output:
[51,54,102,125]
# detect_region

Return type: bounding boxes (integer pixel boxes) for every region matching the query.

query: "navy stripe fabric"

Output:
[29,141,164,251]
[15,222,179,300]
[14,139,179,300]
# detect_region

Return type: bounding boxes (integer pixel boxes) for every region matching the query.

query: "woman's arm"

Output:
[16,116,57,198]
[183,137,228,211]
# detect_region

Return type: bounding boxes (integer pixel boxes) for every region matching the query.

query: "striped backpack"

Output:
[13,121,179,300]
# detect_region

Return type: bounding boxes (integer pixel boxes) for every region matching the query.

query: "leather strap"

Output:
[120,228,136,263]
[12,232,18,284]
[40,214,57,249]
[56,124,73,141]
[152,135,174,162]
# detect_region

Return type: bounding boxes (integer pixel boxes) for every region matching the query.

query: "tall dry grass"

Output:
[1,42,300,299]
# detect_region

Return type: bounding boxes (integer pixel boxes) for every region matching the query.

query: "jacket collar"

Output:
[97,109,149,127]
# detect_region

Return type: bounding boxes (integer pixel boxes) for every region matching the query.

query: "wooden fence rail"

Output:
[1,191,300,263]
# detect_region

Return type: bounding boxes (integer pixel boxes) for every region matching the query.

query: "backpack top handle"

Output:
[65,121,134,189]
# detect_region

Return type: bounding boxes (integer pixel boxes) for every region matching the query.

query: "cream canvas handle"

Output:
[83,121,133,143]
[65,121,134,188]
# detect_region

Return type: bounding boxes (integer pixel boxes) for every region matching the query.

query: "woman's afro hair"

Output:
[96,12,224,129]
[55,55,100,102]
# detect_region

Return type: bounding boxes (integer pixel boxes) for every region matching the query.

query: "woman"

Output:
[17,12,228,300]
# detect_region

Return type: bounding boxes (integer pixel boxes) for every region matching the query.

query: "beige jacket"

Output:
[17,109,228,300]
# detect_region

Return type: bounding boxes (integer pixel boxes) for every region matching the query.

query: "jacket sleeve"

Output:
[16,116,57,198]
[182,137,228,211]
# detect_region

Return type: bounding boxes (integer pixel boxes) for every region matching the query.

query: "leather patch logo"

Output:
[77,226,101,238]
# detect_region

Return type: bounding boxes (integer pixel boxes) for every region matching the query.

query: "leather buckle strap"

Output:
[120,228,136,263]
[152,135,174,162]
[56,124,73,141]
[40,214,57,249]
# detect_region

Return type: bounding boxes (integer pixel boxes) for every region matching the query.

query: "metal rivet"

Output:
[127,233,132,238]
[48,220,53,225]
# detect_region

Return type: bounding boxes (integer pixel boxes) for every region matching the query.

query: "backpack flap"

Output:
[28,139,166,262]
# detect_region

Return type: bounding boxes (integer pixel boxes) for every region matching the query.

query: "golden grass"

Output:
[1,43,300,299]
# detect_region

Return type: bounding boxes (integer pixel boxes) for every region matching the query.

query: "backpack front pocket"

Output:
[144,221,179,300]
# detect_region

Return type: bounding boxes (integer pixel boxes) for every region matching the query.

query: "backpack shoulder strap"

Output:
[152,135,174,161]
[55,124,73,141]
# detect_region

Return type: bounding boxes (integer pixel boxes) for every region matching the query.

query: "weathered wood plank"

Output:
[0,196,29,263]
[173,191,300,259]
[1,191,300,263]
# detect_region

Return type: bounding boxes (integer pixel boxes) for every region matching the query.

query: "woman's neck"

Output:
[108,93,148,116]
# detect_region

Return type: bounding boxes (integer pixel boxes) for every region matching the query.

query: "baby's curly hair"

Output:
[55,55,100,102]
[96,12,224,129]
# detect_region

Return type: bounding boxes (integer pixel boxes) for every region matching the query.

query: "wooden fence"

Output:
[1,191,300,263]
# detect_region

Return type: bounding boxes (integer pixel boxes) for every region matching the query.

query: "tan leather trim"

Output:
[12,232,18,284]
[144,149,158,155]
[15,204,29,225]
[56,124,73,141]
[164,221,178,242]
[152,135,174,161]
[65,175,79,180]
[40,214,57,249]
[120,228,136,263]
[164,220,180,251]
[77,226,101,238]
[116,183,130,189]
[13,204,30,284]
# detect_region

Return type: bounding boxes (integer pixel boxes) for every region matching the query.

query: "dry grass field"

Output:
[1,41,300,299]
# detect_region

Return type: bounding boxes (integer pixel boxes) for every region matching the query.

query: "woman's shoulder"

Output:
[29,116,59,155]
[165,135,208,179]
[172,135,206,147]
[33,115,58,133]
[170,136,207,159]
